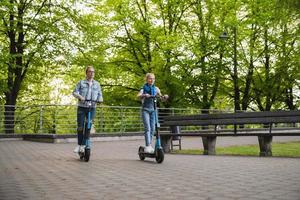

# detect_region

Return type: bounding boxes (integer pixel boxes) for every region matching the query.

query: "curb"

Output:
[0,133,144,143]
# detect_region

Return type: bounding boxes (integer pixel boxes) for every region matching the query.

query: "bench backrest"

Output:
[162,110,300,126]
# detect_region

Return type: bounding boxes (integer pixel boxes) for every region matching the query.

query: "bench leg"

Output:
[202,136,217,155]
[161,135,172,153]
[171,137,182,151]
[258,136,273,156]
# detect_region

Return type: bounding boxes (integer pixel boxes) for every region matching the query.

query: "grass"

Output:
[172,141,300,157]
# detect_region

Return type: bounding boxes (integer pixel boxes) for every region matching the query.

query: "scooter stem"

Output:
[87,110,91,129]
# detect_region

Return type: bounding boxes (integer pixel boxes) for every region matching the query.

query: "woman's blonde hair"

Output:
[145,73,155,80]
[85,66,94,74]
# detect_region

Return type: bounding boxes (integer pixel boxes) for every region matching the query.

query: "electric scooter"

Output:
[138,95,165,163]
[78,100,97,162]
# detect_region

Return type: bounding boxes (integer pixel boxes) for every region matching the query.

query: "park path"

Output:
[0,136,299,200]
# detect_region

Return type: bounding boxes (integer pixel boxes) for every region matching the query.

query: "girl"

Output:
[137,73,168,153]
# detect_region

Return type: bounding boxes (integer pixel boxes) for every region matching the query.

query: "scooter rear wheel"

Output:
[155,148,164,163]
[138,146,145,160]
[84,148,90,162]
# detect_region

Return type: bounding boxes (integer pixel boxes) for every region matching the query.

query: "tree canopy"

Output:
[1,0,299,112]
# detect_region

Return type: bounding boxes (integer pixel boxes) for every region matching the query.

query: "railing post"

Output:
[39,105,43,133]
[98,106,103,133]
[52,107,57,134]
[0,106,2,132]
[139,107,143,132]
[120,107,125,133]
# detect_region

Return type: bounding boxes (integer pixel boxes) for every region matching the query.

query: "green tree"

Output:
[93,0,189,107]
[0,0,80,133]
[251,0,300,111]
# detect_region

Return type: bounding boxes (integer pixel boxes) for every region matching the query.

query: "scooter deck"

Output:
[139,152,157,158]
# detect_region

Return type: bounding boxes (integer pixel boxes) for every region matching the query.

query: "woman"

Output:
[72,66,103,153]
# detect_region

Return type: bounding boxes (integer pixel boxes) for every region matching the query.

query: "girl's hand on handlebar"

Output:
[162,95,168,99]
[160,94,169,101]
[142,94,151,98]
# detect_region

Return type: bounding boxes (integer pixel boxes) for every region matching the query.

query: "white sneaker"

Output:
[79,145,86,153]
[144,146,150,153]
[73,145,80,153]
[144,145,154,153]
[149,146,155,153]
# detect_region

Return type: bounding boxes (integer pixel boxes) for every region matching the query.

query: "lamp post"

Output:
[219,31,238,112]
[219,32,228,72]
[220,31,238,134]
[220,29,240,112]
[219,32,228,40]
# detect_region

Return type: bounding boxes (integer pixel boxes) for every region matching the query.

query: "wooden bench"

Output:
[160,110,300,156]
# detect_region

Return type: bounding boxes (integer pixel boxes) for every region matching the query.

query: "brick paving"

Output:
[0,137,300,200]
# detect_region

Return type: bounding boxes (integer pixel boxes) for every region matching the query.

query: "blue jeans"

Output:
[77,106,96,145]
[142,109,156,146]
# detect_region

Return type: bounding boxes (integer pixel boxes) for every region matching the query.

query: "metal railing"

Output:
[0,105,217,135]
[1,105,298,135]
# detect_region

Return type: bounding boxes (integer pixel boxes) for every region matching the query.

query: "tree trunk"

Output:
[4,2,26,133]
[285,87,296,110]
[264,28,271,111]
[241,23,256,111]
[233,26,240,112]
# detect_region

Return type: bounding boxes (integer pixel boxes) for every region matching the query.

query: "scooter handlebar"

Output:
[84,100,102,103]
[83,100,103,106]
[144,94,169,100]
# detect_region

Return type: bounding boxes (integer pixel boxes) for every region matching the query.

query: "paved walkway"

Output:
[0,137,300,200]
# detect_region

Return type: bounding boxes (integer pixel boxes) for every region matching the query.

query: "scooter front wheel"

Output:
[79,151,84,160]
[138,146,145,160]
[155,148,164,163]
[84,148,90,162]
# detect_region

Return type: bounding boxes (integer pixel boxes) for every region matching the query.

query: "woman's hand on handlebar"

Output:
[84,100,102,103]
[79,96,85,102]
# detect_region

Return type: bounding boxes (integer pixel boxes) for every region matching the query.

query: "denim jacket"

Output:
[73,79,103,108]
